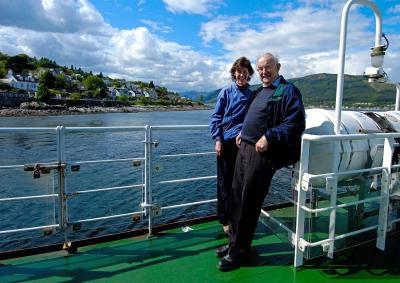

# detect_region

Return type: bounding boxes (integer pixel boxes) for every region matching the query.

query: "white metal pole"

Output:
[334,0,383,134]
[143,125,153,236]
[377,138,393,250]
[294,139,310,268]
[395,83,400,111]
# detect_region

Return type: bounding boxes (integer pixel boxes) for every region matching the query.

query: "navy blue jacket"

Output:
[209,82,252,141]
[246,76,306,169]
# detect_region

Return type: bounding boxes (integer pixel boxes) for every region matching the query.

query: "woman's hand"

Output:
[236,133,241,147]
[215,140,223,156]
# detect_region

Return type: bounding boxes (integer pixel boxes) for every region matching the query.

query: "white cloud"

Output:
[0,0,229,91]
[140,20,173,33]
[389,4,400,14]
[162,0,223,15]
[0,0,110,34]
[200,16,247,45]
[199,3,400,83]
[103,27,230,90]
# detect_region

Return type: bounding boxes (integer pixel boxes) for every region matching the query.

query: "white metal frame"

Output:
[0,124,217,248]
[261,131,400,267]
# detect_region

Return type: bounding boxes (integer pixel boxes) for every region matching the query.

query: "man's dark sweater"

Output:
[241,86,275,145]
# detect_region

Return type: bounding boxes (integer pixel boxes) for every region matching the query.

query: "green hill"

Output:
[206,73,397,108]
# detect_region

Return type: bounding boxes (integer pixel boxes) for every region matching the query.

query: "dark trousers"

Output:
[216,139,239,225]
[228,141,275,252]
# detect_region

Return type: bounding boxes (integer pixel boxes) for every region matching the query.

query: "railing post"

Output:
[57,126,71,251]
[326,140,341,258]
[377,138,393,250]
[326,176,338,258]
[144,125,154,236]
[294,139,310,268]
[56,126,67,231]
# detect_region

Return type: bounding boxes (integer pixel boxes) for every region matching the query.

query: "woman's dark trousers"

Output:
[216,139,238,225]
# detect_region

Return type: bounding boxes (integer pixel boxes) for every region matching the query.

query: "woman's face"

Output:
[234,67,250,87]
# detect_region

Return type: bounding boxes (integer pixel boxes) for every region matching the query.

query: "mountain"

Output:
[203,73,397,108]
[179,90,209,100]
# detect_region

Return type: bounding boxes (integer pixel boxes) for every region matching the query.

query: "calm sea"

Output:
[0,110,292,250]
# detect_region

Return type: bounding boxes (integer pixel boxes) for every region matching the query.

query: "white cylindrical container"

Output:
[303,109,383,186]
[381,111,400,131]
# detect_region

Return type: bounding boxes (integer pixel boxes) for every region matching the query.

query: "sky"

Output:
[0,0,399,92]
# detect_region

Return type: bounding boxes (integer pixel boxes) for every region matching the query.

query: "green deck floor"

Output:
[0,219,400,283]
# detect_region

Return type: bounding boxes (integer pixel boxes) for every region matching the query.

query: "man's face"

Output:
[257,55,280,86]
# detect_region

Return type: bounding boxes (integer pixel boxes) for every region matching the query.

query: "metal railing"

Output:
[260,131,400,267]
[0,125,216,250]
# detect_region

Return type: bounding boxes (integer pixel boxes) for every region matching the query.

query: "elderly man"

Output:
[216,53,306,271]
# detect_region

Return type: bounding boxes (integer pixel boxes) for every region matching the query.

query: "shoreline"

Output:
[0,104,212,117]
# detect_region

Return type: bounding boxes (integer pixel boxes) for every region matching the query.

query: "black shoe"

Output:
[217,254,242,272]
[216,245,229,258]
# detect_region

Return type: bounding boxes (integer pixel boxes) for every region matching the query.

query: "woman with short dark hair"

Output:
[209,56,254,234]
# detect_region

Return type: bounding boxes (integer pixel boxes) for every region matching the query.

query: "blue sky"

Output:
[0,0,399,92]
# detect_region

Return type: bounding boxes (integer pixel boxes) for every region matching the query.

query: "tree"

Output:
[117,94,129,103]
[54,73,67,89]
[37,57,57,68]
[0,81,12,91]
[137,96,149,105]
[0,52,8,61]
[156,86,168,97]
[41,70,55,89]
[139,81,149,88]
[83,75,106,97]
[112,80,122,88]
[70,92,82,100]
[6,54,34,73]
[0,52,8,77]
[98,87,107,98]
[35,81,50,101]
[0,61,6,78]
[149,80,155,88]
[197,95,205,104]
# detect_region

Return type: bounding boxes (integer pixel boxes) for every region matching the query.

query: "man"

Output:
[216,53,306,271]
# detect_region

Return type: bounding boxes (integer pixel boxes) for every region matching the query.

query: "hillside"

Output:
[205,73,397,108]
[0,52,194,107]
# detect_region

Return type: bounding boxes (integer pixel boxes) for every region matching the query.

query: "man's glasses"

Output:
[257,66,275,72]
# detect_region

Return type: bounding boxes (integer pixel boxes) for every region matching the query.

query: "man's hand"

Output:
[236,133,241,147]
[255,136,268,152]
[215,140,223,156]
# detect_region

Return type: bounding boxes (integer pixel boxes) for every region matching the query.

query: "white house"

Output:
[108,86,146,99]
[128,90,144,98]
[0,70,39,92]
[143,89,158,99]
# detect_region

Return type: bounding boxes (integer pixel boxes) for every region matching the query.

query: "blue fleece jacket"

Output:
[209,82,252,141]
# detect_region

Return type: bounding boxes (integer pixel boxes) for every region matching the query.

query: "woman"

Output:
[209,57,254,233]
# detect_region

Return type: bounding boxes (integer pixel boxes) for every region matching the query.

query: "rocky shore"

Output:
[0,102,212,117]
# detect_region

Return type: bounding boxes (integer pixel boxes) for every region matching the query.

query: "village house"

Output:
[0,70,39,93]
[108,85,147,99]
